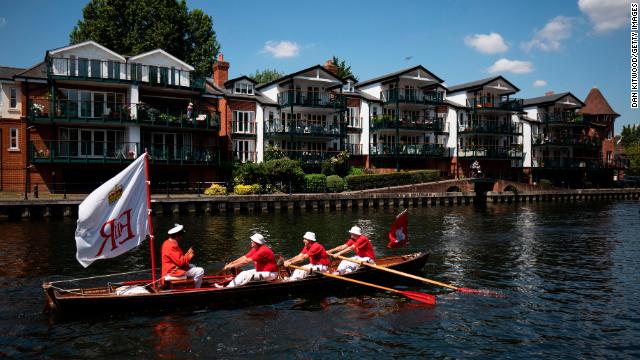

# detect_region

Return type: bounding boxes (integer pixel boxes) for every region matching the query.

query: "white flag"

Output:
[75,154,149,267]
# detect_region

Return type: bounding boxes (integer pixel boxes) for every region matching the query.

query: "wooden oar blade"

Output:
[400,291,437,305]
[457,288,506,298]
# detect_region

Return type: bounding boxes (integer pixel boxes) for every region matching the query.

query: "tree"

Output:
[331,56,357,80]
[620,125,640,176]
[250,68,284,84]
[69,0,220,77]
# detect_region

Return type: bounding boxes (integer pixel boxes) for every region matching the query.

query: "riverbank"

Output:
[0,187,638,219]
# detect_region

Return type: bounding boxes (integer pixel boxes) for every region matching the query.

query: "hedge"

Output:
[326,175,346,193]
[345,170,440,191]
[305,173,327,193]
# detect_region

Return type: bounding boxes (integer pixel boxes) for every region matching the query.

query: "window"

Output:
[347,107,360,128]
[59,128,124,158]
[234,139,254,162]
[233,111,255,134]
[342,81,354,92]
[234,82,254,95]
[9,128,19,150]
[10,88,18,109]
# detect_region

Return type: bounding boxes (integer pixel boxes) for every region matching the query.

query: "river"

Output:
[0,201,638,358]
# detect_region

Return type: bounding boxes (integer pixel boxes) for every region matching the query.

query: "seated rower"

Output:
[221,233,278,287]
[161,224,204,288]
[284,231,330,281]
[327,226,376,274]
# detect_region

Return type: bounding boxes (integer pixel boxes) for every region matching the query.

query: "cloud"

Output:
[578,0,629,33]
[533,80,547,88]
[522,16,573,52]
[464,32,508,54]
[261,40,300,59]
[488,58,534,74]
[0,17,7,26]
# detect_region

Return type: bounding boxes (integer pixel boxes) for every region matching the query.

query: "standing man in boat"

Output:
[284,231,330,280]
[161,224,205,288]
[221,233,278,287]
[327,226,376,274]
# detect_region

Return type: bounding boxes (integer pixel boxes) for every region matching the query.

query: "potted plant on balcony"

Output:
[31,103,44,117]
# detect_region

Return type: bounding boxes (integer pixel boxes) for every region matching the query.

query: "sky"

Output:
[0,0,637,134]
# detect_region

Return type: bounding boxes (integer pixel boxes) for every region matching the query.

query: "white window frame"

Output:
[9,128,19,151]
[9,88,18,109]
[233,111,255,134]
[234,81,254,95]
[347,107,360,128]
[234,139,255,163]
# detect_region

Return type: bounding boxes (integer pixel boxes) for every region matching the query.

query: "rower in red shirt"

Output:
[284,231,330,281]
[221,233,278,287]
[327,225,376,274]
[161,224,204,288]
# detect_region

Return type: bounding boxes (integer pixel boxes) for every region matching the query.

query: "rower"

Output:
[284,231,330,281]
[161,224,205,288]
[221,233,278,287]
[327,226,376,274]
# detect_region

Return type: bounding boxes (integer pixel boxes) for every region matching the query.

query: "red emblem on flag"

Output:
[388,209,409,249]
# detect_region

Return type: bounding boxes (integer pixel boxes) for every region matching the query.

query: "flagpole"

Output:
[143,150,157,287]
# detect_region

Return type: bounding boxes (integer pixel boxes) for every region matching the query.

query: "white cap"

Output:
[349,226,362,236]
[303,231,316,241]
[168,224,184,235]
[250,233,265,245]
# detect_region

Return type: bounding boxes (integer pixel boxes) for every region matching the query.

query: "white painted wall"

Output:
[446,108,458,157]
[129,52,191,71]
[360,100,370,155]
[521,119,532,167]
[126,125,140,158]
[0,81,21,119]
[128,85,139,119]
[53,44,124,62]
[358,83,382,100]
[256,103,265,162]
[446,92,467,107]
[259,84,279,102]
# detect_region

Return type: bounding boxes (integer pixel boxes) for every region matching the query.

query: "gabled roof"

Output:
[47,41,126,62]
[523,92,585,108]
[207,78,277,105]
[447,75,520,94]
[14,62,47,80]
[577,87,620,116]
[0,66,25,80]
[356,65,444,88]
[128,49,194,71]
[256,64,346,90]
[224,75,258,87]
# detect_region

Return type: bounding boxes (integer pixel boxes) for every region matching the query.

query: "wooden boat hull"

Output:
[43,252,429,315]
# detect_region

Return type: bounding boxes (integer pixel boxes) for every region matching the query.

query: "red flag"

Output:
[387,209,409,249]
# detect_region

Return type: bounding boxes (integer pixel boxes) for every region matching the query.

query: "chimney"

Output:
[545,91,555,96]
[324,59,338,75]
[213,53,229,87]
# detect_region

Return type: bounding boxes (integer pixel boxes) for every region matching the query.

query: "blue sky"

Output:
[0,0,636,133]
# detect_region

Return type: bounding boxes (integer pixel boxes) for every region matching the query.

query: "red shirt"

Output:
[346,235,376,260]
[161,239,190,278]
[302,242,330,266]
[245,245,278,272]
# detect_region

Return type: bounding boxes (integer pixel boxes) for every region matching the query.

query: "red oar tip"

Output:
[400,291,437,305]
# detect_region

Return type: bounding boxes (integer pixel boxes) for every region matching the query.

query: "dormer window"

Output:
[234,81,254,95]
[342,80,354,93]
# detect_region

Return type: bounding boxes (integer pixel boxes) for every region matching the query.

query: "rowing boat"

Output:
[43,251,429,314]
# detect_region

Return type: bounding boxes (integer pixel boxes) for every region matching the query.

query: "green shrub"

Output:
[348,167,365,176]
[321,150,351,177]
[264,145,286,161]
[305,173,327,193]
[233,162,265,186]
[539,179,553,189]
[262,158,306,193]
[326,175,346,193]
[233,184,254,195]
[345,170,440,191]
[250,184,262,194]
[203,183,227,196]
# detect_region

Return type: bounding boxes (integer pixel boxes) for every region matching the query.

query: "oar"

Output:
[287,264,436,305]
[331,254,503,297]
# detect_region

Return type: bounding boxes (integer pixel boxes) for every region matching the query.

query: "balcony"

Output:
[277,90,345,109]
[457,146,523,159]
[231,121,257,136]
[31,141,139,164]
[380,89,444,105]
[264,120,341,138]
[282,150,341,166]
[468,98,523,112]
[48,57,205,91]
[143,144,218,165]
[371,115,447,132]
[533,158,605,169]
[458,122,522,135]
[539,113,584,124]
[29,99,219,130]
[533,136,601,148]
[370,143,451,158]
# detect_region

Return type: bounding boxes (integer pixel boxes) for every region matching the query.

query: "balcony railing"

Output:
[48,57,205,90]
[458,122,523,135]
[371,115,447,132]
[282,150,341,165]
[346,143,363,155]
[277,90,345,108]
[533,136,602,148]
[31,141,139,164]
[135,104,219,129]
[468,98,524,112]
[143,144,218,165]
[380,89,444,105]
[457,146,523,159]
[232,121,257,135]
[264,120,341,137]
[532,158,605,169]
[369,143,450,157]
[539,113,584,124]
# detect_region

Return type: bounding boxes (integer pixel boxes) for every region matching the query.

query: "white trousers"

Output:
[289,264,329,281]
[336,256,373,274]
[227,269,278,288]
[164,264,205,288]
